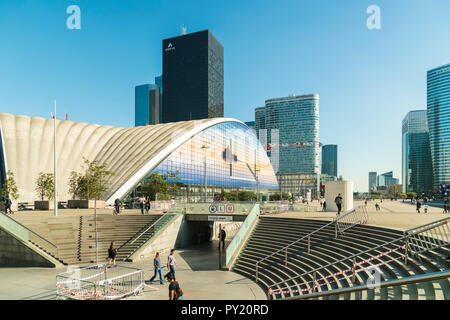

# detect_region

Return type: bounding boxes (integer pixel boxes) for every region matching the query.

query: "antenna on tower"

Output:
[181,24,187,35]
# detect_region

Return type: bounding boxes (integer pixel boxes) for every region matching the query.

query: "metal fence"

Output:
[335,206,368,235]
[56,264,144,300]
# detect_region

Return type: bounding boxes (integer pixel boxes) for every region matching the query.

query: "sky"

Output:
[0,0,449,192]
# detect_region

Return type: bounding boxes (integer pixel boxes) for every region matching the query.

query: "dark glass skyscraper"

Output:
[402,110,433,194]
[162,30,224,123]
[135,84,162,126]
[321,144,337,177]
[427,63,450,192]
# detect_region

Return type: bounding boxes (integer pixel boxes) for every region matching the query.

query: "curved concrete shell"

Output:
[0,113,278,205]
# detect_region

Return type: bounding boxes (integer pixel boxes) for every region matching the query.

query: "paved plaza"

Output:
[0,200,448,300]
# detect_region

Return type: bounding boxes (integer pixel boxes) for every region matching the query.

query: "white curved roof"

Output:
[0,113,245,204]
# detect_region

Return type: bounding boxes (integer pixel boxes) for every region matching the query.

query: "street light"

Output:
[51,100,58,217]
[202,144,210,202]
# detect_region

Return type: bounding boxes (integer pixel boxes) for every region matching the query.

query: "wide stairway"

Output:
[14,214,162,265]
[233,216,450,300]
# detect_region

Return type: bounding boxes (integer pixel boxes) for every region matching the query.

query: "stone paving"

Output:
[1,200,448,300]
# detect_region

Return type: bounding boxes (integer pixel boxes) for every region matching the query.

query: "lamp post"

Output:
[52,100,58,217]
[202,144,210,202]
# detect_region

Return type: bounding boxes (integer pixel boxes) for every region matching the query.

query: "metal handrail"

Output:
[283,269,450,300]
[268,231,407,289]
[267,216,450,291]
[255,206,366,272]
[404,217,449,235]
[130,212,171,245]
[0,211,57,248]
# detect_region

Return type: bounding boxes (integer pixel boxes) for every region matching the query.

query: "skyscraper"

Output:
[427,63,450,192]
[135,84,162,126]
[255,94,320,197]
[402,110,433,194]
[369,171,377,192]
[162,30,224,123]
[377,171,398,187]
[322,144,337,177]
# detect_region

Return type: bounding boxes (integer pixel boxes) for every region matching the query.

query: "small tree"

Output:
[35,172,55,201]
[142,171,179,201]
[1,170,19,200]
[68,158,113,200]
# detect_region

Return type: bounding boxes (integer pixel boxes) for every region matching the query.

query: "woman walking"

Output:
[145,196,150,214]
[149,252,164,284]
[107,241,117,267]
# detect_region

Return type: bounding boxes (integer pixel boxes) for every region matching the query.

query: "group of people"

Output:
[138,195,152,215]
[148,249,183,300]
[106,242,183,300]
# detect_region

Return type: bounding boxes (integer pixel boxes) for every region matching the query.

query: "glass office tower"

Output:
[135,84,162,126]
[265,94,320,174]
[254,94,320,197]
[162,30,224,123]
[402,110,433,194]
[322,144,337,177]
[369,171,377,193]
[427,63,450,192]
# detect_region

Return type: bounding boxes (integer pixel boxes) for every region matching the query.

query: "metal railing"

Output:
[404,217,450,258]
[129,211,171,245]
[0,211,58,257]
[283,270,450,300]
[265,216,450,298]
[56,264,144,300]
[255,206,368,283]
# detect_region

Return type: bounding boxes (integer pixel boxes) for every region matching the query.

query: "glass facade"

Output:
[402,110,433,194]
[135,84,162,126]
[123,121,279,202]
[377,171,398,187]
[369,172,377,192]
[265,94,320,174]
[162,30,224,123]
[427,63,450,191]
[322,144,337,177]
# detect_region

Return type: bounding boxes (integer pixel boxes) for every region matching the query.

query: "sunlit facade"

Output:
[427,63,450,192]
[123,121,280,202]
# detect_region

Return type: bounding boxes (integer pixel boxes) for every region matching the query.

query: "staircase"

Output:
[116,213,178,261]
[232,216,450,300]
[13,214,162,265]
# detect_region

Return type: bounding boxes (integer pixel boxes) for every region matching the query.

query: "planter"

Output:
[34,200,55,211]
[67,200,106,209]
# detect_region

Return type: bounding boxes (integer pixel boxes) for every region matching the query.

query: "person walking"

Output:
[322,200,326,212]
[444,198,449,214]
[416,201,422,213]
[114,198,121,215]
[4,196,13,215]
[334,193,343,216]
[167,249,177,280]
[144,196,150,214]
[424,204,429,213]
[138,195,145,215]
[166,272,183,300]
[219,227,226,250]
[149,252,164,284]
[107,241,117,267]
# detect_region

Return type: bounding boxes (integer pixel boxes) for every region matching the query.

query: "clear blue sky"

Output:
[1,0,449,192]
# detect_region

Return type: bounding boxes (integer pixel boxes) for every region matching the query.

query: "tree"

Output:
[1,170,19,200]
[68,158,113,200]
[35,172,54,201]
[141,171,180,201]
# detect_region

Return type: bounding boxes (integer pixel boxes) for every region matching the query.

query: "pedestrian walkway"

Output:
[0,239,266,300]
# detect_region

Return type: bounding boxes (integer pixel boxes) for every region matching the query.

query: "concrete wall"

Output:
[0,227,57,267]
[324,180,353,212]
[128,214,183,262]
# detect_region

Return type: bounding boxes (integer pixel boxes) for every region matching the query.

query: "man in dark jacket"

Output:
[219,228,226,250]
[335,194,343,216]
[5,196,13,215]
